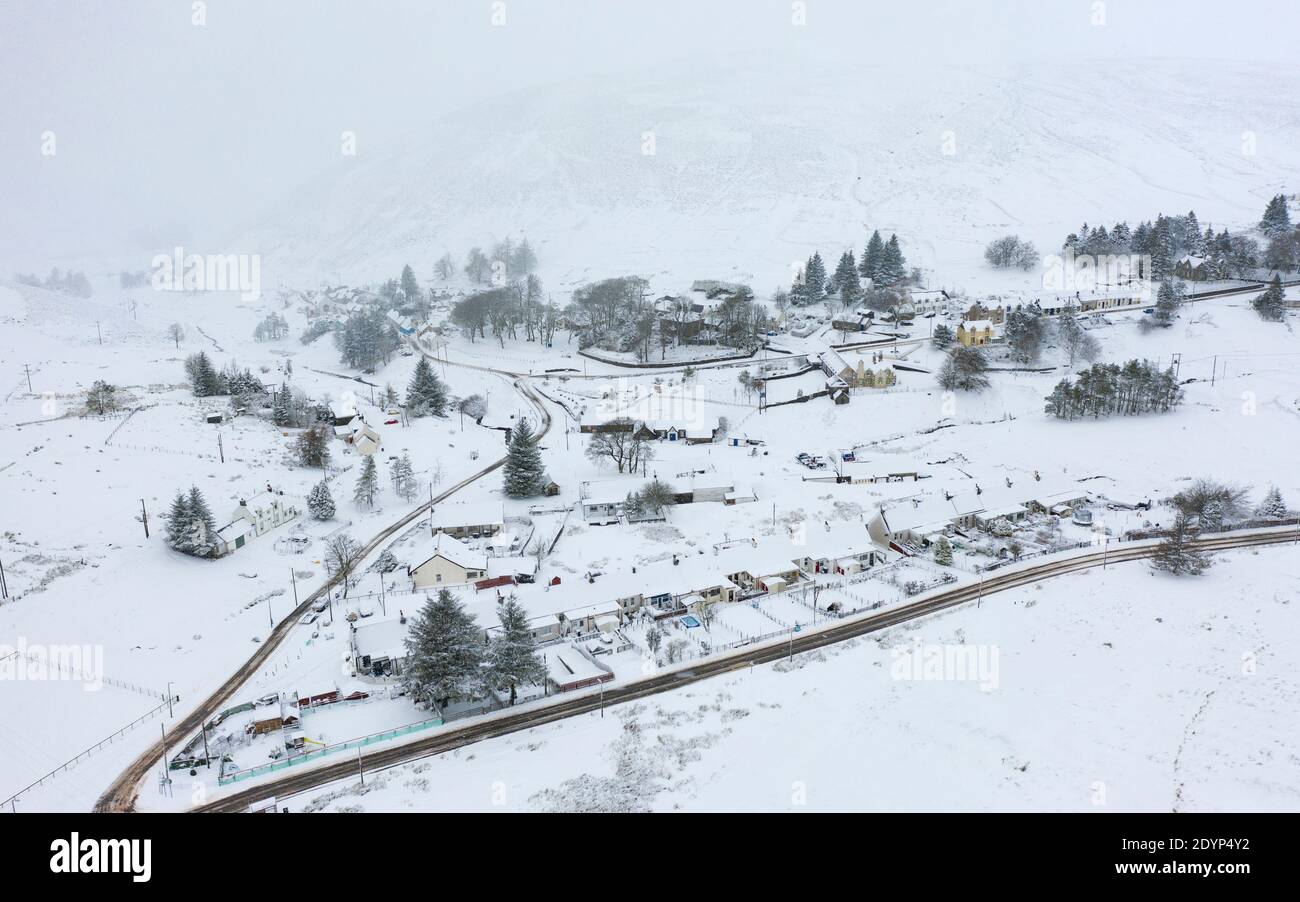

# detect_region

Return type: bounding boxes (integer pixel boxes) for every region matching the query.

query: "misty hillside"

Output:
[238,59,1300,293]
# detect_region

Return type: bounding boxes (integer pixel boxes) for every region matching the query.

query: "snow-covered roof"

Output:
[429,501,504,531]
[415,531,488,572]
[544,646,610,687]
[961,320,994,331]
[352,616,411,663]
[820,349,852,376]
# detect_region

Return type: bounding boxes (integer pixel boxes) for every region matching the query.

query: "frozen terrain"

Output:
[235,59,1300,294]
[292,547,1300,813]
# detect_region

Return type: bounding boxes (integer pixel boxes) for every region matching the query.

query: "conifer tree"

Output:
[186,486,217,556]
[860,230,885,284]
[1255,486,1288,520]
[353,455,379,508]
[1151,514,1212,576]
[390,452,417,501]
[503,417,546,497]
[400,264,421,304]
[1260,194,1293,238]
[307,480,336,520]
[165,492,193,552]
[1251,274,1286,322]
[402,589,487,709]
[406,357,447,417]
[934,535,954,566]
[272,382,293,427]
[878,235,907,287]
[486,596,547,705]
[803,252,827,305]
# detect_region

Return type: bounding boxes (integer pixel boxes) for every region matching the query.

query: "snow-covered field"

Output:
[2,51,1299,814]
[291,547,1300,813]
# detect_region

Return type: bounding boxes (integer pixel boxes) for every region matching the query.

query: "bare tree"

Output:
[584,419,654,474]
[166,323,185,348]
[324,533,363,599]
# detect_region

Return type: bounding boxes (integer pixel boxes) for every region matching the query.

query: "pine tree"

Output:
[486,596,547,705]
[400,264,421,304]
[164,492,193,552]
[503,417,546,497]
[401,589,487,709]
[1259,194,1293,238]
[878,235,906,287]
[390,452,417,501]
[1255,486,1288,520]
[860,230,885,284]
[1151,514,1211,576]
[295,424,331,468]
[934,535,954,566]
[831,251,862,301]
[186,486,217,556]
[406,357,447,417]
[803,252,827,305]
[1149,217,1174,281]
[1251,274,1286,322]
[353,456,379,508]
[932,323,955,349]
[1151,280,1181,326]
[272,382,292,427]
[307,480,335,520]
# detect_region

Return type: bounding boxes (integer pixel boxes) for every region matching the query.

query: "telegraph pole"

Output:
[0,555,8,600]
[24,364,32,393]
[140,499,149,539]
[217,433,225,463]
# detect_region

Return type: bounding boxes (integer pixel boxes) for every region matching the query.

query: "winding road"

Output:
[93,342,553,812]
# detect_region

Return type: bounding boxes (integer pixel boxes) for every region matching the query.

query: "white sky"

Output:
[1,0,1296,264]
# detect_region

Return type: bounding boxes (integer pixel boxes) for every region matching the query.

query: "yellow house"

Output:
[956,320,994,347]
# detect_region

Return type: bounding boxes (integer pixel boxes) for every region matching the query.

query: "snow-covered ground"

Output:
[290,546,1300,813]
[2,51,1299,814]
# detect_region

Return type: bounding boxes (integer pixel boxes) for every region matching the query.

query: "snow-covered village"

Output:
[1,2,1299,869]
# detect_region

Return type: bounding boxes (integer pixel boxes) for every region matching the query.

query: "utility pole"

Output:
[166,682,174,718]
[159,723,171,796]
[217,433,225,463]
[0,555,8,600]
[357,748,365,786]
[202,720,211,769]
[24,364,32,393]
[290,567,299,611]
[96,321,102,345]
[267,594,274,628]
[1210,354,1217,387]
[140,499,149,539]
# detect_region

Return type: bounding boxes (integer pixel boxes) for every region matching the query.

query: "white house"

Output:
[409,531,489,588]
[231,490,301,537]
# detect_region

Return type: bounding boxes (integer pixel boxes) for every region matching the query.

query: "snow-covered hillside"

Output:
[236,59,1300,294]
